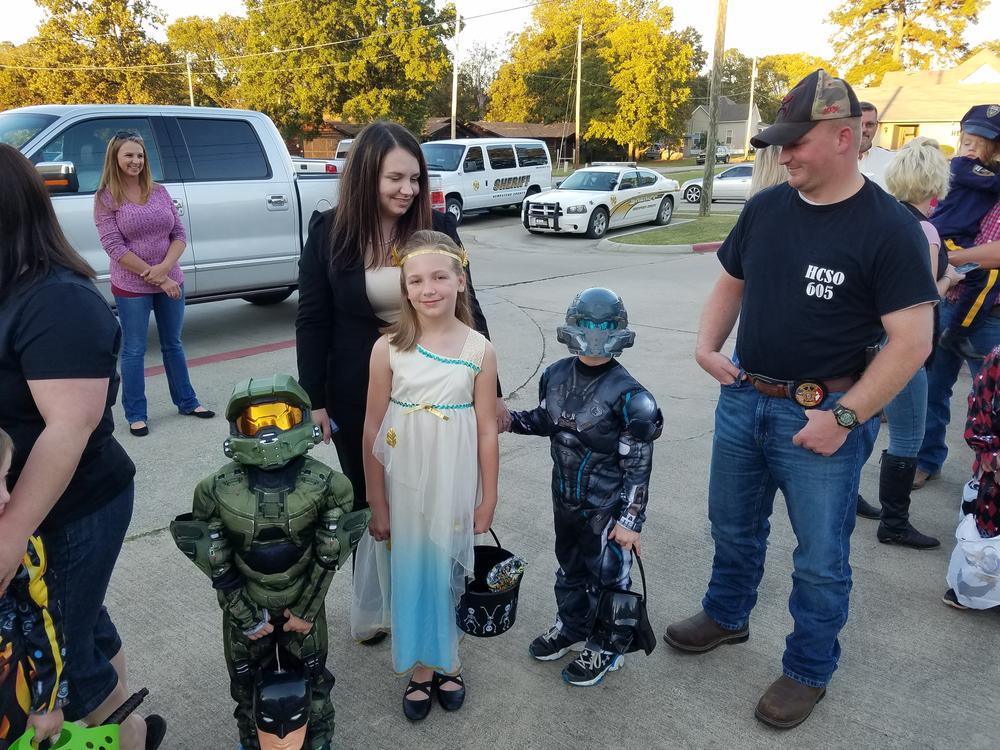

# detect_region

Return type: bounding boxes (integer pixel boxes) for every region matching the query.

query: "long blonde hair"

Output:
[95,131,152,209]
[749,145,788,197]
[385,230,473,351]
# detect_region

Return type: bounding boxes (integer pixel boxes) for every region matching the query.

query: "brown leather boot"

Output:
[663,610,748,653]
[754,675,826,729]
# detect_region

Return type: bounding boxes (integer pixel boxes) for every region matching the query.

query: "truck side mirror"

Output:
[36,162,79,194]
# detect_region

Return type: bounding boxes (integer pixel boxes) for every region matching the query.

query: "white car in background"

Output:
[522,164,679,239]
[681,164,754,203]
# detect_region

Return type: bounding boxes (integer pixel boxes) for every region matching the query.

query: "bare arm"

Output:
[948,239,1000,268]
[695,270,745,383]
[362,337,392,540]
[474,343,500,533]
[0,378,108,590]
[793,302,934,457]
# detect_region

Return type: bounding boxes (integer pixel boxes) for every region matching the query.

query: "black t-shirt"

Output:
[0,267,135,531]
[717,179,939,380]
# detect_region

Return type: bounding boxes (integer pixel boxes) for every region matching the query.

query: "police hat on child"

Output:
[751,69,861,148]
[961,105,1000,141]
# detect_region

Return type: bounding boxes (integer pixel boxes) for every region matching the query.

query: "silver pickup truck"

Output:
[1,105,340,305]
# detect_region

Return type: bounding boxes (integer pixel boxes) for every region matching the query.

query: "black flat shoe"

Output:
[359,631,388,646]
[403,679,434,721]
[130,423,149,437]
[434,672,465,711]
[145,714,167,750]
[182,408,215,419]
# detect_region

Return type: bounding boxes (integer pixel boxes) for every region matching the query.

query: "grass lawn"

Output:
[610,213,738,246]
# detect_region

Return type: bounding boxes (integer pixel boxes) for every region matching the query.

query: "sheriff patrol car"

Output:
[421,137,552,224]
[522,164,679,238]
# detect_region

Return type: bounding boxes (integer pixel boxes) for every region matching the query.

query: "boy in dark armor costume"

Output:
[170,375,368,749]
[507,288,662,686]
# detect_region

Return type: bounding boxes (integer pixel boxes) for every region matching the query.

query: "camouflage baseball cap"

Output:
[750,69,861,148]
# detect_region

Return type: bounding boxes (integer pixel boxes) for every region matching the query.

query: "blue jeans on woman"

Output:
[702,379,878,688]
[884,367,928,457]
[917,298,1000,476]
[45,481,133,719]
[115,289,199,424]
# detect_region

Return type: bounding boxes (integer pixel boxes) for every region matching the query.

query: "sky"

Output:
[4,0,999,67]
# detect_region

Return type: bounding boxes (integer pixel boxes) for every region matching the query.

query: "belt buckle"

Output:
[793,380,826,408]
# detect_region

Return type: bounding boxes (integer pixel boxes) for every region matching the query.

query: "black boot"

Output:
[856,494,880,519]
[876,451,940,549]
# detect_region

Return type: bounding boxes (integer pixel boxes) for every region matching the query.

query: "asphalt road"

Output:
[110,208,993,749]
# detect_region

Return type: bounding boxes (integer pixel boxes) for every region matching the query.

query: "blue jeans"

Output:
[918,299,1000,475]
[883,367,927,457]
[115,289,199,423]
[44,481,134,720]
[702,380,878,688]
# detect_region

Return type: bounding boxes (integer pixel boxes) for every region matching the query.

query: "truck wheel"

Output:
[585,207,609,239]
[242,288,294,306]
[446,197,463,224]
[654,195,674,225]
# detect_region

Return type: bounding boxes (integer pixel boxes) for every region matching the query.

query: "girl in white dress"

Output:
[352,230,499,721]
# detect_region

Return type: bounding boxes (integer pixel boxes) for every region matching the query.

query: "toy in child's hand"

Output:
[9,688,150,750]
[486,555,526,593]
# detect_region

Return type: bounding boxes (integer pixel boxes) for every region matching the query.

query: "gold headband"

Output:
[391,245,469,268]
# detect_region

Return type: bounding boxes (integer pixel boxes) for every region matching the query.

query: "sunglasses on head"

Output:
[114,130,143,141]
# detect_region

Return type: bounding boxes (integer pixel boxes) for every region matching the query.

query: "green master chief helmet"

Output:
[557,287,635,357]
[223,374,322,469]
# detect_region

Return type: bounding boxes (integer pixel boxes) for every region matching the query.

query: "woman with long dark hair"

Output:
[0,144,164,748]
[295,122,506,642]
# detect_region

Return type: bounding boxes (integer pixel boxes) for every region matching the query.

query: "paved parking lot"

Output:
[113,209,992,749]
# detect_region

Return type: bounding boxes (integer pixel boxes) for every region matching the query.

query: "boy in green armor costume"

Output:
[170,374,367,750]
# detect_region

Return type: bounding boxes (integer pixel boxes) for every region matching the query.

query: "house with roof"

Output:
[854,50,1000,152]
[684,96,762,157]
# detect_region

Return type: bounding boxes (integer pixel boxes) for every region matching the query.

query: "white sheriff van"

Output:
[421,137,552,223]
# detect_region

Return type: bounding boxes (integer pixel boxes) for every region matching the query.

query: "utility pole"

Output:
[700,0,728,217]
[743,56,757,158]
[451,13,461,139]
[574,20,582,168]
[185,53,195,107]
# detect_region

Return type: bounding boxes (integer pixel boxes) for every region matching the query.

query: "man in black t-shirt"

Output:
[663,70,938,728]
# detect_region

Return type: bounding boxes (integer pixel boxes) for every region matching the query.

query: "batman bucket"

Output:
[590,552,656,655]
[455,529,521,637]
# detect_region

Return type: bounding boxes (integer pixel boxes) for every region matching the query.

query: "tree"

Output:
[488,0,701,156]
[166,14,246,108]
[22,0,185,105]
[829,0,987,86]
[0,43,40,111]
[586,2,698,159]
[238,0,453,139]
[426,41,501,120]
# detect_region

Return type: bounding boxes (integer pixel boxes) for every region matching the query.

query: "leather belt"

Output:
[746,372,857,408]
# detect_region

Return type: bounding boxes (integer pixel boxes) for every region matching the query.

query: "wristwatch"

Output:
[832,402,860,430]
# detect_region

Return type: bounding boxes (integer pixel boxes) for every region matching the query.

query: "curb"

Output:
[597,238,723,254]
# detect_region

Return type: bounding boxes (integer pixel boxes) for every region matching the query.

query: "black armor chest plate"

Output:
[545,361,623,454]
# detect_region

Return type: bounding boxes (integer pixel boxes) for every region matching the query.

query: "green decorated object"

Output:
[10,723,119,750]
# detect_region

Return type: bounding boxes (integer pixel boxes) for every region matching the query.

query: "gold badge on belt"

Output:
[793,381,826,408]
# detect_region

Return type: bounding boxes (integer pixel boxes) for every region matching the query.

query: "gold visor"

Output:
[237,403,303,436]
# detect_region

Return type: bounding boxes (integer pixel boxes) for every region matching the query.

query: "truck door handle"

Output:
[171,199,185,216]
[267,194,288,207]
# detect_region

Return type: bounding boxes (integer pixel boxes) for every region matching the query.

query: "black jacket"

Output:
[295,209,495,425]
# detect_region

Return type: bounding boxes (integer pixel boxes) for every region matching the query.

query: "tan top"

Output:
[365,266,402,325]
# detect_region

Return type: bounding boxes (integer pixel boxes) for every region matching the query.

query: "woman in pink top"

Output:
[93,131,213,437]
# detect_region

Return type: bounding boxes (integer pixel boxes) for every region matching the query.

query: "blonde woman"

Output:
[867,136,959,548]
[93,131,212,437]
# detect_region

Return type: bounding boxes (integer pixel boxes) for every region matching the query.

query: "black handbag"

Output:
[590,552,656,655]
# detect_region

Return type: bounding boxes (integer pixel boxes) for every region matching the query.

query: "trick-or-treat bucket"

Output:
[456,529,521,637]
[10,723,120,750]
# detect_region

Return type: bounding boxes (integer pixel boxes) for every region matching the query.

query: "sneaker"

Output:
[561,648,624,686]
[942,588,969,610]
[528,625,585,661]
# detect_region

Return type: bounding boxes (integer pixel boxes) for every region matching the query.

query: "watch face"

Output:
[835,407,857,427]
